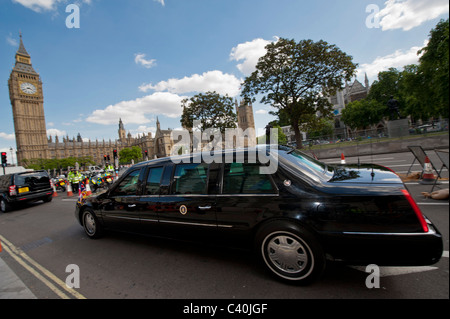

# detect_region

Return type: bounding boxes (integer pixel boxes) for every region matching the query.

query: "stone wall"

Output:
[307,134,449,160]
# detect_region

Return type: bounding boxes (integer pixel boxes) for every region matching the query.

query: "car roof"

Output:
[133,145,293,168]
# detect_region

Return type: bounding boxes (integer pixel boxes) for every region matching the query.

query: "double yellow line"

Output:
[0,235,86,299]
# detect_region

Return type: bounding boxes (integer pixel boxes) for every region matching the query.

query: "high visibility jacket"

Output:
[73,172,83,183]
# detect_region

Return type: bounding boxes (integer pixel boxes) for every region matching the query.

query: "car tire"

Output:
[1,198,11,213]
[255,221,325,284]
[82,209,104,239]
[43,195,53,203]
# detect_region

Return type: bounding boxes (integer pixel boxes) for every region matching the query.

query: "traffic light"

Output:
[1,152,7,167]
[113,150,118,159]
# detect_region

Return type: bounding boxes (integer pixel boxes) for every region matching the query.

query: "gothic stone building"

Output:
[8,36,256,167]
[328,75,371,137]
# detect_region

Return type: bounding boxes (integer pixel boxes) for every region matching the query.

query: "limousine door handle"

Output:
[198,206,212,211]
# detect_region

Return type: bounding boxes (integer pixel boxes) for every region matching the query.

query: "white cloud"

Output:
[47,128,67,137]
[357,40,427,81]
[230,37,278,75]
[6,34,18,47]
[153,0,165,6]
[139,70,242,97]
[12,0,92,12]
[255,109,268,115]
[12,0,59,12]
[135,53,157,69]
[377,0,449,31]
[0,132,15,141]
[131,125,156,138]
[86,92,185,125]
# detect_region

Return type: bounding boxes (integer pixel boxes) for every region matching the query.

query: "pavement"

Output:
[0,254,36,299]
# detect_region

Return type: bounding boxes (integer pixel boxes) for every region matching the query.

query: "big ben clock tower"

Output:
[8,34,49,165]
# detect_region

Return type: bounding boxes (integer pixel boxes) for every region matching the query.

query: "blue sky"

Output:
[1,0,448,163]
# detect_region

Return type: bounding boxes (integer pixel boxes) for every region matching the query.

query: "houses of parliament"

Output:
[8,35,255,167]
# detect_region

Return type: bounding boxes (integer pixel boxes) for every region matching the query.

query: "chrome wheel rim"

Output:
[262,231,314,280]
[1,200,6,212]
[84,212,96,235]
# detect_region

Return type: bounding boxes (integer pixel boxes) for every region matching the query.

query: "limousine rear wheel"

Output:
[82,209,103,239]
[256,221,325,284]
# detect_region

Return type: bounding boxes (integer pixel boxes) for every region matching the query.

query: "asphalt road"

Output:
[0,150,448,304]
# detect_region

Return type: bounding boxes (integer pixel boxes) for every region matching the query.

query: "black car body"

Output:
[0,170,54,213]
[75,146,443,283]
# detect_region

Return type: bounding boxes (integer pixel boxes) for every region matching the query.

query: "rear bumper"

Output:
[321,223,443,266]
[7,190,54,204]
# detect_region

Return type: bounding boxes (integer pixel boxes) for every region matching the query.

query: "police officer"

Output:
[69,169,82,193]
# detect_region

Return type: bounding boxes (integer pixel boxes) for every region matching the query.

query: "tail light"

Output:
[401,189,429,233]
[9,185,17,196]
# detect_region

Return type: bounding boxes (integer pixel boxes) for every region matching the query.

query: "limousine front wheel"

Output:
[256,221,325,284]
[82,209,103,239]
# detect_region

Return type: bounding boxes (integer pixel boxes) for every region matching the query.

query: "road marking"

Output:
[350,265,438,277]
[404,182,449,185]
[0,234,86,299]
[443,251,449,258]
[416,202,449,206]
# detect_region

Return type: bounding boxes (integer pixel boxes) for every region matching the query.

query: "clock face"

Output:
[20,82,37,95]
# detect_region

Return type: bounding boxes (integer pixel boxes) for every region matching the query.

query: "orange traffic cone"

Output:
[51,180,58,197]
[67,183,74,197]
[85,179,92,196]
[341,153,346,164]
[420,156,436,185]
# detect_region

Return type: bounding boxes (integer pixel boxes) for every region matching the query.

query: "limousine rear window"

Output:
[286,149,333,175]
[223,163,276,195]
[172,163,208,195]
[146,167,164,195]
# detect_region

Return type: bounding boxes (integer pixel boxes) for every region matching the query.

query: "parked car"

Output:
[1,170,54,213]
[75,146,443,284]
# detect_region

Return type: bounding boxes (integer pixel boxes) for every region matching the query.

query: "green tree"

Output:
[241,38,357,148]
[23,156,95,171]
[257,125,287,145]
[399,64,430,121]
[341,99,385,130]
[367,67,403,115]
[181,91,237,133]
[307,118,334,138]
[119,146,142,164]
[417,19,449,118]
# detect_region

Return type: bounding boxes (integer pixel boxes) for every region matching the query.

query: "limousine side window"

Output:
[146,167,164,195]
[223,163,276,195]
[172,163,208,195]
[111,169,141,196]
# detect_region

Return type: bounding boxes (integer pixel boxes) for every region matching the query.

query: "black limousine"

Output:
[75,146,443,284]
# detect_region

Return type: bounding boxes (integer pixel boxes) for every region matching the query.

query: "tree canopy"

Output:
[180,91,237,133]
[119,146,142,164]
[241,38,357,148]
